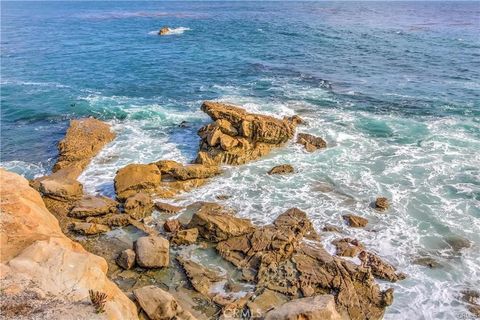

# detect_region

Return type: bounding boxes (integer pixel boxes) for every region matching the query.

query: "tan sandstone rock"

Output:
[332,238,365,257]
[343,214,368,228]
[135,235,169,268]
[297,133,327,152]
[268,164,294,175]
[195,101,299,165]
[114,164,161,201]
[133,285,196,320]
[69,195,118,218]
[0,169,137,320]
[124,192,154,220]
[116,249,136,270]
[53,118,116,175]
[374,197,389,211]
[359,251,407,282]
[216,207,395,320]
[187,202,254,242]
[177,257,225,297]
[70,222,111,235]
[172,228,199,245]
[264,295,342,320]
[155,202,184,214]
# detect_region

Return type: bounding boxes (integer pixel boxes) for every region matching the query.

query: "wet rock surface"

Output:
[195,101,299,165]
[343,214,368,228]
[374,197,389,211]
[172,228,199,245]
[268,164,294,175]
[332,238,365,257]
[155,202,184,214]
[124,192,154,220]
[297,133,327,152]
[359,251,407,282]
[158,26,170,35]
[69,195,118,218]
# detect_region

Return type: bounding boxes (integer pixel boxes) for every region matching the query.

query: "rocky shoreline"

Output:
[1,101,414,319]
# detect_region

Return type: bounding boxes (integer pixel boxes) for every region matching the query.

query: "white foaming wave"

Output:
[76,84,480,319]
[148,27,191,36]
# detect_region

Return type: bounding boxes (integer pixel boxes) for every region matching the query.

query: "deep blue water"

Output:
[1,2,480,319]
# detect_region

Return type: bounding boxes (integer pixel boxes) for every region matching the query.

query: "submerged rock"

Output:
[195,101,300,165]
[445,235,472,252]
[264,295,342,320]
[116,249,136,270]
[187,202,254,242]
[268,164,294,175]
[135,235,170,268]
[124,192,154,220]
[69,195,118,218]
[297,133,327,152]
[374,197,389,211]
[133,285,195,320]
[322,224,342,233]
[343,214,368,228]
[412,256,442,269]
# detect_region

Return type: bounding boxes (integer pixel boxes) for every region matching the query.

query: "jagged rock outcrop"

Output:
[343,214,368,228]
[268,164,294,175]
[164,219,182,233]
[359,251,407,282]
[215,207,395,320]
[332,238,365,257]
[187,202,254,242]
[124,192,154,220]
[297,133,327,152]
[133,286,196,320]
[30,118,115,233]
[374,197,389,211]
[155,202,184,214]
[172,228,198,245]
[195,101,300,165]
[0,169,137,320]
[264,294,342,320]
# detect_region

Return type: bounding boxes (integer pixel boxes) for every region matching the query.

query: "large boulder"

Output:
[135,235,169,268]
[53,118,116,176]
[116,249,136,270]
[172,228,198,245]
[0,169,137,320]
[69,195,118,218]
[187,202,254,242]
[195,101,300,165]
[114,164,161,200]
[264,295,342,320]
[124,192,154,220]
[133,285,195,320]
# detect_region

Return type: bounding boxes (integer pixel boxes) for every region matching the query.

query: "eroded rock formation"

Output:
[0,169,137,319]
[195,101,300,165]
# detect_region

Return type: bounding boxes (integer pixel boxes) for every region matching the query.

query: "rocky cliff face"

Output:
[195,101,301,165]
[0,169,138,320]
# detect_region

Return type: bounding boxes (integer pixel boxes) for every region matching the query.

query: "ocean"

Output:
[1,1,479,319]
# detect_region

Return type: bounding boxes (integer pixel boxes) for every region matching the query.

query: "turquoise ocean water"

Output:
[1,1,479,319]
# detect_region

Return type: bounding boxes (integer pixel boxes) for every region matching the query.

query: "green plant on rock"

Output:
[89,289,108,314]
